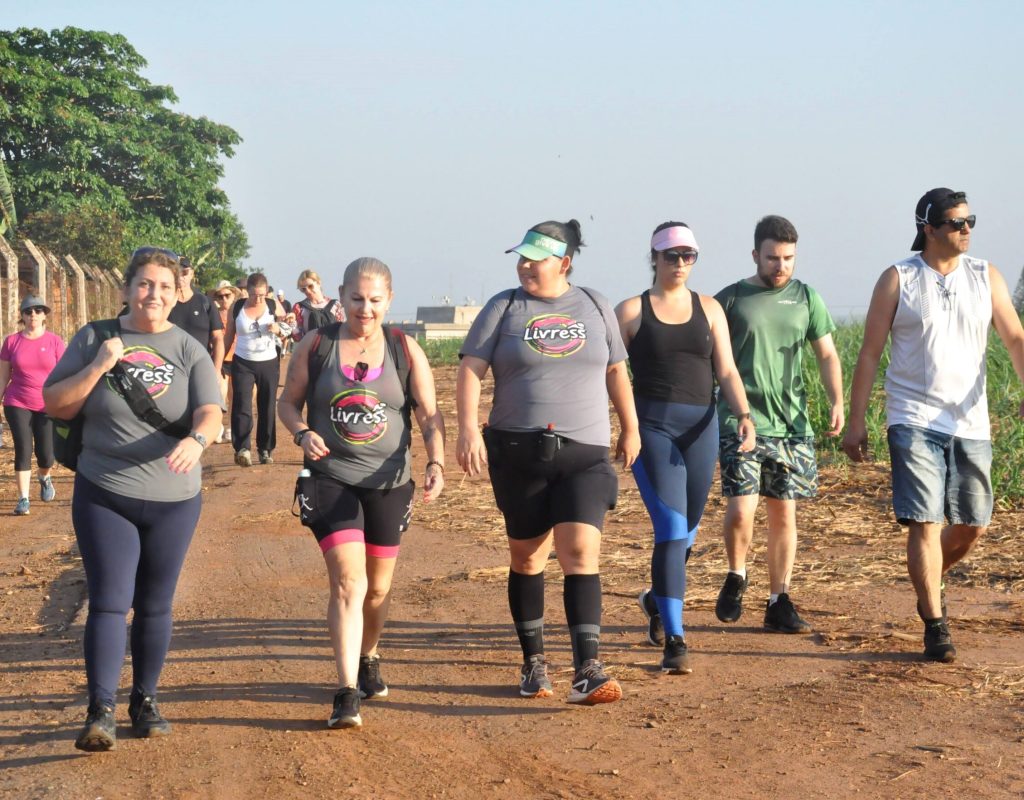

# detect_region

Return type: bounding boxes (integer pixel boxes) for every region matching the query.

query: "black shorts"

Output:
[296,471,414,558]
[484,428,618,540]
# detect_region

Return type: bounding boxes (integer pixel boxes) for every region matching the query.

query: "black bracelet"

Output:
[426,460,445,473]
[293,428,312,446]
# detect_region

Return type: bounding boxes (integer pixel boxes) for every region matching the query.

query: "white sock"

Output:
[729,568,746,580]
[769,593,780,605]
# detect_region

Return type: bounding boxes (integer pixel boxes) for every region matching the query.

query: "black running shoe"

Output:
[715,572,748,623]
[75,702,116,752]
[567,659,622,706]
[661,635,692,675]
[763,593,812,634]
[357,654,389,699]
[637,588,664,646]
[128,692,171,738]
[923,621,956,663]
[328,687,362,729]
[519,654,554,698]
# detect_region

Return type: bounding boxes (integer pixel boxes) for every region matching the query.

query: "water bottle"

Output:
[538,423,558,462]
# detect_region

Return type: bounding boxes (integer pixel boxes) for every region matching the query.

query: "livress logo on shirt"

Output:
[522,314,587,357]
[329,388,390,445]
[107,346,177,398]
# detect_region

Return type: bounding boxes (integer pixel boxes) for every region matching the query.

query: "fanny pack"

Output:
[483,427,568,463]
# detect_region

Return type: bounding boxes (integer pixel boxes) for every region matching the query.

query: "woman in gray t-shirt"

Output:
[44,248,222,753]
[457,219,639,706]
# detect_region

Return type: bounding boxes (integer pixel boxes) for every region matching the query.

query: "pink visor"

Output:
[651,226,699,252]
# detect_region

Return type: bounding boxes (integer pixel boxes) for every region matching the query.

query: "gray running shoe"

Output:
[519,654,553,698]
[235,449,252,467]
[259,450,274,465]
[39,475,56,502]
[14,497,29,516]
[75,702,116,752]
[358,654,389,699]
[567,659,622,705]
[763,593,812,634]
[637,588,664,646]
[328,687,362,729]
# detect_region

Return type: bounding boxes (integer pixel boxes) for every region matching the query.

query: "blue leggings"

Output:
[72,474,201,707]
[632,398,718,638]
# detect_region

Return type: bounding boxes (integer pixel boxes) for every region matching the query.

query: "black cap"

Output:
[912,187,967,251]
[179,256,193,269]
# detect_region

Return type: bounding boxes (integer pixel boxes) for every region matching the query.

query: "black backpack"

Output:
[297,298,339,332]
[231,297,278,322]
[306,323,417,428]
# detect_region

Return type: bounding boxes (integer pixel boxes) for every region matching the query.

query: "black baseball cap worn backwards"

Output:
[912,187,966,251]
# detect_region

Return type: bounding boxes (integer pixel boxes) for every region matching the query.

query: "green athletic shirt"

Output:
[714,278,836,437]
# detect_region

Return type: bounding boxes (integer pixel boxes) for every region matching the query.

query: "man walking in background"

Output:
[843,188,1024,662]
[169,256,225,374]
[714,215,844,634]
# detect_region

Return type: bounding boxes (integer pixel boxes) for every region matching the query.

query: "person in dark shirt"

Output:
[167,257,225,374]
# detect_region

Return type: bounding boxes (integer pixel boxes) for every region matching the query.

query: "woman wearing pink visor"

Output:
[616,222,754,673]
[457,219,639,705]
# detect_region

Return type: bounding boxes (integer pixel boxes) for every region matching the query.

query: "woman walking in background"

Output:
[292,269,344,342]
[457,219,639,705]
[1,294,66,515]
[279,257,445,729]
[211,280,238,443]
[44,247,222,752]
[616,222,755,673]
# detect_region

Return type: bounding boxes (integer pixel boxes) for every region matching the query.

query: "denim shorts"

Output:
[718,435,818,500]
[886,424,992,526]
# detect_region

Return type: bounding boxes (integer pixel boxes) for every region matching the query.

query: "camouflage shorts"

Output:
[718,435,818,500]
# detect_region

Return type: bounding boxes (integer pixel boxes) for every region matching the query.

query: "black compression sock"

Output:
[564,573,602,670]
[508,570,545,660]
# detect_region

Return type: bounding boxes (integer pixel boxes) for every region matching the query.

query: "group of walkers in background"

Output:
[2,185,1020,748]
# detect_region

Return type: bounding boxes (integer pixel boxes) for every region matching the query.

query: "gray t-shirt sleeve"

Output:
[460,289,516,363]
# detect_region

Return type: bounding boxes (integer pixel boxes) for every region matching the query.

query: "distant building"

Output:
[391,304,481,340]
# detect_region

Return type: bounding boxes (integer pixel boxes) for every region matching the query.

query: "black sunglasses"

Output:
[131,246,179,261]
[23,306,47,315]
[661,250,699,266]
[939,215,976,233]
[216,293,232,299]
[354,362,369,382]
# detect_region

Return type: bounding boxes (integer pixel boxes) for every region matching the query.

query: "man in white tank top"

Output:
[843,187,1024,663]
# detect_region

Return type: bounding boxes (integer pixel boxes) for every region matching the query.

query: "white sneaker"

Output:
[215,425,225,444]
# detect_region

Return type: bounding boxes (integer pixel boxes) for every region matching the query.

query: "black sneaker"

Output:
[567,659,622,706]
[128,692,171,738]
[74,702,116,752]
[763,593,812,633]
[923,621,956,663]
[637,588,664,646]
[519,654,554,698]
[661,635,692,675]
[357,654,389,699]
[328,687,362,729]
[715,572,748,623]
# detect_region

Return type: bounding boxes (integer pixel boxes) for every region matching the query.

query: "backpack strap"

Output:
[384,325,416,428]
[230,298,245,322]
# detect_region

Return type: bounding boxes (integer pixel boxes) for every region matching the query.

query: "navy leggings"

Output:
[632,397,718,638]
[72,474,201,707]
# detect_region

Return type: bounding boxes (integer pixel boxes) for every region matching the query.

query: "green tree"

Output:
[0,26,249,269]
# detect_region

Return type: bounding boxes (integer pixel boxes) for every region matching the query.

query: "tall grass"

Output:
[804,322,1024,504]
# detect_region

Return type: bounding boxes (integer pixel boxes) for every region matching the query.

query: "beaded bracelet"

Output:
[426,460,445,473]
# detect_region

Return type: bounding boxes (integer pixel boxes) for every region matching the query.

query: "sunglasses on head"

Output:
[661,250,699,266]
[131,246,179,261]
[24,307,46,315]
[939,215,976,233]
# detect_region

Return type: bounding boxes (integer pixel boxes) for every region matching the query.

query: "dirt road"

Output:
[1,366,1022,798]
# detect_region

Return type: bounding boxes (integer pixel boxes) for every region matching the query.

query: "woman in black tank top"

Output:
[615,222,755,675]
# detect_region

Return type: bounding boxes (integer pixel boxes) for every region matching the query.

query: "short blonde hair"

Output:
[297,269,322,289]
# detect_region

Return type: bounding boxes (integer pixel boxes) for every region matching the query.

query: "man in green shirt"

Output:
[713,215,844,633]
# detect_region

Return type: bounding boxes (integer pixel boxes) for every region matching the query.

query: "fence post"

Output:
[0,235,17,339]
[21,239,48,306]
[63,255,90,333]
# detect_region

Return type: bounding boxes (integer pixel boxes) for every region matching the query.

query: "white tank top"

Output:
[885,254,991,439]
[233,303,279,361]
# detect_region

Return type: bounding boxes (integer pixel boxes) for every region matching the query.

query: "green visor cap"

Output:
[505,230,568,261]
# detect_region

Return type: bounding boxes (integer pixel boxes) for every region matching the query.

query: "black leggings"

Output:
[230,355,280,452]
[3,405,54,471]
[72,474,201,707]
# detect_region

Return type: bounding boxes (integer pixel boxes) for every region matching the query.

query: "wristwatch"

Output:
[188,431,208,449]
[294,428,312,445]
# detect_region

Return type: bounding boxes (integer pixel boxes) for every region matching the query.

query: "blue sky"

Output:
[8,1,1024,319]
